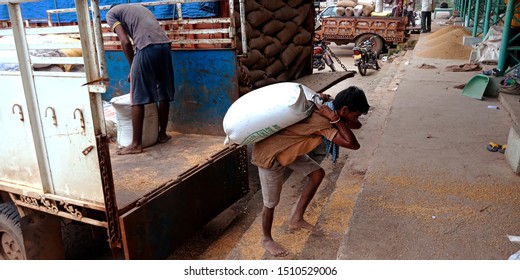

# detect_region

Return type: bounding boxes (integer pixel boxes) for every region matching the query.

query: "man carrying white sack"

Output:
[251,86,370,257]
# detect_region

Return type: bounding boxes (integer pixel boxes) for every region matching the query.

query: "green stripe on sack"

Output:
[241,124,282,145]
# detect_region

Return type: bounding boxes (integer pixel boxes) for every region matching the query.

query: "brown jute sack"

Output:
[274,5,299,21]
[281,46,311,80]
[251,56,271,70]
[362,4,374,16]
[259,0,285,11]
[344,7,354,17]
[277,21,299,44]
[249,70,267,83]
[239,49,263,67]
[293,28,312,45]
[264,38,283,57]
[292,4,311,26]
[276,47,311,82]
[254,77,277,88]
[239,86,251,96]
[281,43,303,67]
[242,0,261,13]
[235,17,261,39]
[247,7,273,27]
[250,35,273,50]
[265,59,286,77]
[262,20,285,35]
[337,0,357,8]
[336,7,346,16]
[286,0,304,8]
[276,70,291,82]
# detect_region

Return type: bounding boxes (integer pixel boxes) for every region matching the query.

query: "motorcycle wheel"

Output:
[357,59,367,76]
[328,62,336,72]
[312,59,321,69]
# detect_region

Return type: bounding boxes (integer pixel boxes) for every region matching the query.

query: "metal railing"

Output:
[44,0,243,49]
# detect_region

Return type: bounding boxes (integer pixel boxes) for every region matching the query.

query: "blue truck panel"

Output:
[105,49,238,136]
[170,49,237,136]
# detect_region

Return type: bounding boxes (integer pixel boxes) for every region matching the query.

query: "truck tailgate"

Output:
[111,133,247,259]
[110,133,239,212]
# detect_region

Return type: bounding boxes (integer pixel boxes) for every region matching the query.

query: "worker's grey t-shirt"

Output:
[106,5,171,51]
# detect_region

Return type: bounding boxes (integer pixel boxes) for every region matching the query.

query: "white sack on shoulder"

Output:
[223,82,319,146]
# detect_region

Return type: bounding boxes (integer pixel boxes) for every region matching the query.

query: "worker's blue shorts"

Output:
[131,43,175,105]
[258,155,321,208]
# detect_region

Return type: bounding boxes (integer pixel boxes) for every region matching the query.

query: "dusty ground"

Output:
[167,39,400,260]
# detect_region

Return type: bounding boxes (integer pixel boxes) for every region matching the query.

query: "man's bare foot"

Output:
[157,134,172,144]
[116,146,143,155]
[288,219,323,234]
[261,238,289,257]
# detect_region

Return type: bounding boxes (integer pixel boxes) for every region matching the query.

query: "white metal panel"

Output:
[0,26,81,36]
[0,75,43,191]
[34,75,104,204]
[0,42,83,50]
[0,56,84,64]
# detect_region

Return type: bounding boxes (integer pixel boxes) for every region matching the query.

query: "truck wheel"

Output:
[355,34,384,54]
[357,60,367,76]
[0,202,25,260]
[61,220,109,259]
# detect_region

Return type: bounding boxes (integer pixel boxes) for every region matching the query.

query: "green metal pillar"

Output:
[465,0,474,26]
[497,0,514,75]
[493,0,501,24]
[459,0,468,20]
[483,0,492,37]
[472,0,481,36]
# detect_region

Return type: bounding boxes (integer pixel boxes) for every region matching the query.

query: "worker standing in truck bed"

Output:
[107,4,175,155]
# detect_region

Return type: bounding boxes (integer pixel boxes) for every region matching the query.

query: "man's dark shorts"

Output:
[131,43,175,105]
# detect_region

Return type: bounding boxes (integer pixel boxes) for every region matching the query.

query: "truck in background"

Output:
[316,3,409,53]
[0,0,353,259]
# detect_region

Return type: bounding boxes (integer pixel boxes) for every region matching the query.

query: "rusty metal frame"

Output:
[119,144,248,259]
[97,135,121,249]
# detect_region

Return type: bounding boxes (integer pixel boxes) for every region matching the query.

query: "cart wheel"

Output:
[0,202,25,260]
[355,34,384,54]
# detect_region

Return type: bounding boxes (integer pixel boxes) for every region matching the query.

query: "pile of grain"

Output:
[427,26,468,39]
[416,41,472,59]
[425,28,472,47]
[416,26,473,59]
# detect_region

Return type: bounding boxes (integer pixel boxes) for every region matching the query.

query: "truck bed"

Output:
[109,132,226,212]
[319,16,408,45]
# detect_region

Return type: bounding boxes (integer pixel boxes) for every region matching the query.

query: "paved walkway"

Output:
[337,29,520,259]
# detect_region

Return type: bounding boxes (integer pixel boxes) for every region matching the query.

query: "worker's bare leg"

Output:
[288,168,325,232]
[157,100,172,143]
[261,206,289,257]
[117,104,144,155]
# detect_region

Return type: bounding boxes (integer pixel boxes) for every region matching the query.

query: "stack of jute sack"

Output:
[335,0,374,17]
[233,0,314,95]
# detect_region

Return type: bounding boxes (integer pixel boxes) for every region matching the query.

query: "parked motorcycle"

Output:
[313,37,336,72]
[352,35,380,76]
